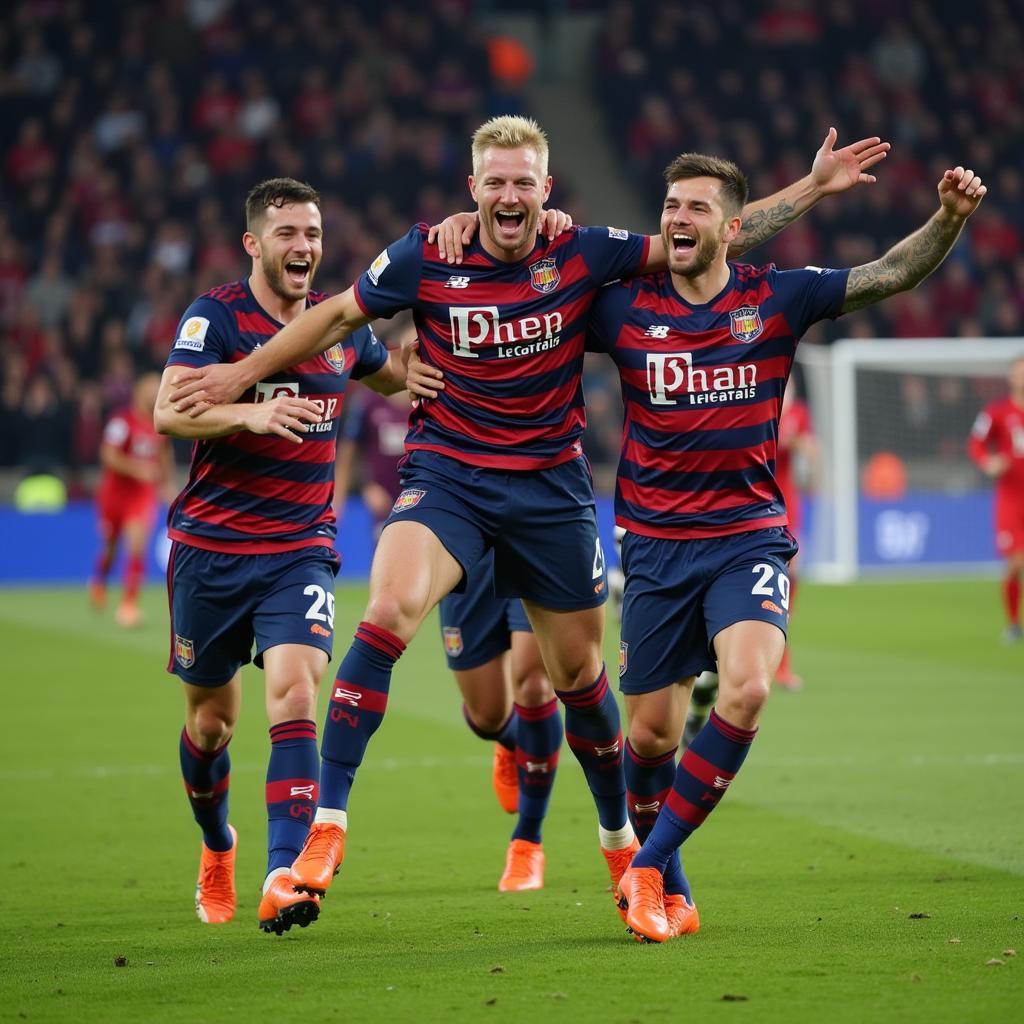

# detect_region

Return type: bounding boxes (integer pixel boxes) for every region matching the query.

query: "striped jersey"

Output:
[353,224,650,469]
[165,279,386,554]
[587,263,849,539]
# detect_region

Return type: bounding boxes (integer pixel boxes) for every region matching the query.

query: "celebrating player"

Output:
[969,356,1024,643]
[581,155,986,942]
[166,115,891,917]
[90,372,173,627]
[153,178,407,934]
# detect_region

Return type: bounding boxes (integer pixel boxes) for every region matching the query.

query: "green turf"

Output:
[1,580,1021,1023]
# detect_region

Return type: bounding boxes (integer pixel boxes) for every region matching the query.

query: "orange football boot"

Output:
[664,892,700,937]
[492,744,519,814]
[115,601,143,628]
[616,865,670,943]
[601,835,640,889]
[88,580,106,611]
[498,839,545,892]
[289,822,346,895]
[258,874,321,935]
[195,825,237,924]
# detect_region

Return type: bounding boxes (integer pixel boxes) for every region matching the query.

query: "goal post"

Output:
[796,338,1024,582]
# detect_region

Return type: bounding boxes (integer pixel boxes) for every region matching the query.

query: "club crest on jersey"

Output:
[175,635,195,669]
[323,342,348,373]
[729,306,763,342]
[618,641,628,677]
[442,627,463,657]
[392,488,426,513]
[529,257,560,294]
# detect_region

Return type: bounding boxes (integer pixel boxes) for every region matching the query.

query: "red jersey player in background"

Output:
[90,372,174,627]
[969,355,1024,643]
[774,384,818,686]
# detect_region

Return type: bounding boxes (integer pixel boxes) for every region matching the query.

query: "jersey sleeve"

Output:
[350,324,389,380]
[576,226,650,287]
[968,407,995,466]
[352,226,425,319]
[164,297,236,368]
[585,280,635,356]
[772,266,852,337]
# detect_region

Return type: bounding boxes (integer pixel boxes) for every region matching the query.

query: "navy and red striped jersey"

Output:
[353,223,650,470]
[587,263,849,539]
[165,279,386,554]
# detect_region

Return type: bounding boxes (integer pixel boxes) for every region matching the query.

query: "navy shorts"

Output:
[618,527,798,695]
[438,549,532,670]
[167,542,340,687]
[385,450,607,611]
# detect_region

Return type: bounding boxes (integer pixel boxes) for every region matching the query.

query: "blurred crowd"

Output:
[2,0,1021,493]
[587,0,1023,476]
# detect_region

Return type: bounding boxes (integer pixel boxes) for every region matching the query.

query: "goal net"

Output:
[796,338,1024,581]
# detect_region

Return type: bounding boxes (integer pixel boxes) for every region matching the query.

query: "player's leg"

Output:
[1001,550,1024,643]
[497,626,560,892]
[292,519,466,895]
[684,671,718,748]
[115,516,150,627]
[90,514,119,610]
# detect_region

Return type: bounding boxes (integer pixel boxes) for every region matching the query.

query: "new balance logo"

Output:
[445,276,470,288]
[332,686,362,705]
[290,784,316,800]
[595,740,621,758]
[634,799,661,814]
[190,789,214,800]
[713,775,731,790]
[524,760,551,774]
[644,325,671,338]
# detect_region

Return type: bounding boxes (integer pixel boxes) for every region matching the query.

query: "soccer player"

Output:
[773,384,818,687]
[969,356,1024,643]
[153,178,408,934]
[166,116,891,914]
[580,155,986,942]
[90,372,173,627]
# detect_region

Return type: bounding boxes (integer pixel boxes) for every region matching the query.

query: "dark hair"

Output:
[663,153,749,216]
[245,178,321,233]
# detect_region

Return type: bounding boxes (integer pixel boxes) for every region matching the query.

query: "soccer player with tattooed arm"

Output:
[167,115,889,927]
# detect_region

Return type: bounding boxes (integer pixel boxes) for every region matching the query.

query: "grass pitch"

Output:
[1,579,1021,1023]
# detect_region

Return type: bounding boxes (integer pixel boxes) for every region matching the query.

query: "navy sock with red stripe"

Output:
[632,709,756,873]
[463,704,517,751]
[319,622,405,812]
[180,728,232,852]
[512,698,562,844]
[624,740,691,899]
[556,667,627,830]
[266,719,319,874]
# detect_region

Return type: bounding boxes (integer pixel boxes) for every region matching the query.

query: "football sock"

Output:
[624,740,691,898]
[633,709,756,873]
[94,549,114,583]
[511,698,562,844]
[556,667,627,831]
[463,704,517,751]
[1003,573,1020,625]
[319,622,405,812]
[123,554,144,603]
[266,719,319,874]
[180,727,232,852]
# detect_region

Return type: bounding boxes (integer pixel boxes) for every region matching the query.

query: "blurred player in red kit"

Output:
[969,356,1024,643]
[90,372,174,627]
[774,384,818,687]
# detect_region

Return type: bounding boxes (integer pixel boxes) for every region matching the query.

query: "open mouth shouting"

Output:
[494,208,526,240]
[670,231,697,256]
[284,257,312,288]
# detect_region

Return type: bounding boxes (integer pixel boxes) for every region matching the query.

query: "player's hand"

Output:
[427,211,479,265]
[405,340,445,400]
[938,166,987,220]
[984,453,1009,478]
[243,396,323,444]
[170,364,248,417]
[537,208,573,241]
[362,482,394,520]
[810,127,890,195]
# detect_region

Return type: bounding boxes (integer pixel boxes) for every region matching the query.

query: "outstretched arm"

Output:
[168,288,371,414]
[728,127,890,258]
[842,166,986,313]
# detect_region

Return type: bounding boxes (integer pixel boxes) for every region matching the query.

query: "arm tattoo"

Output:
[843,214,965,313]
[729,198,798,257]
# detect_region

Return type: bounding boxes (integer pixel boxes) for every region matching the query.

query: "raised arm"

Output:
[168,287,371,414]
[728,127,890,258]
[842,166,986,314]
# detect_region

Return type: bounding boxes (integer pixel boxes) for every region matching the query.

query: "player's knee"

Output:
[628,718,678,759]
[718,672,771,723]
[364,591,421,639]
[513,667,554,707]
[269,679,318,724]
[188,707,234,750]
[465,703,509,735]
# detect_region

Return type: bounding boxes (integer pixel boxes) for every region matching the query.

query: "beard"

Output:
[665,230,722,278]
[262,257,316,302]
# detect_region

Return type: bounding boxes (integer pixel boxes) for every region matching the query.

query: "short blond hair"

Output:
[471,115,549,178]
